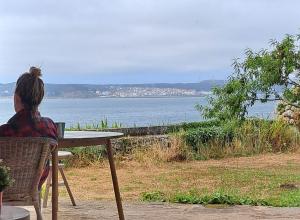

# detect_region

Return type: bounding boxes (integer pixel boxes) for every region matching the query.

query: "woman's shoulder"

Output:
[40,117,58,131]
[39,117,58,140]
[41,116,56,126]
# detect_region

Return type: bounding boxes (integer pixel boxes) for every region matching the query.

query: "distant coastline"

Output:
[0,80,223,98]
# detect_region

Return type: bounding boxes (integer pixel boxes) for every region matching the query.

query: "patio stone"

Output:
[22,199,300,220]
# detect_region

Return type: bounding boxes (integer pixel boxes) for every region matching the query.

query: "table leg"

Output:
[52,147,59,220]
[106,139,125,220]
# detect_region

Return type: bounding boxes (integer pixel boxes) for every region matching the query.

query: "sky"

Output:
[0,0,299,84]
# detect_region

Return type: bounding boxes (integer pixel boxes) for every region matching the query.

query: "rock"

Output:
[276,101,300,125]
[283,111,290,118]
[286,110,293,117]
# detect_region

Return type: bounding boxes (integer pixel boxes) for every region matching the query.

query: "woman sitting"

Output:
[0,67,57,188]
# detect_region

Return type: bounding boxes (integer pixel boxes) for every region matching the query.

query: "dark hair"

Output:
[15,66,44,113]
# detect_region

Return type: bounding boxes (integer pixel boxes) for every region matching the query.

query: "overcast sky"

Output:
[0,0,299,84]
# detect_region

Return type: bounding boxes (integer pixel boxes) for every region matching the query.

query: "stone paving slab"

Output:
[23,200,300,220]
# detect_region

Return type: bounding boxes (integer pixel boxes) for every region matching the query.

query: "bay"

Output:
[0,97,276,127]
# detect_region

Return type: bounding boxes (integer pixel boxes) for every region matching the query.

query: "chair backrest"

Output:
[0,137,57,204]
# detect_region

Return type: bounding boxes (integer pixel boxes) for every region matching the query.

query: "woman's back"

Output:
[0,109,57,139]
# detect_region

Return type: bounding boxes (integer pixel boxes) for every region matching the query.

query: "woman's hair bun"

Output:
[29,66,42,78]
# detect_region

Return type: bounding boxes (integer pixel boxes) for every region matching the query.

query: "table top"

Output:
[58,131,123,148]
[63,131,123,139]
[0,206,30,220]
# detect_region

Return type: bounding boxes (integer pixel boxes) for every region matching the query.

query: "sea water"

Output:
[0,97,276,127]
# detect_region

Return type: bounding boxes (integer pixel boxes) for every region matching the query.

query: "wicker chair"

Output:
[0,137,57,220]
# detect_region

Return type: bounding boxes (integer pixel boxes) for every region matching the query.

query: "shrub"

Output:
[0,162,13,192]
[65,146,107,167]
[234,119,300,154]
[132,134,192,164]
[184,123,235,150]
[183,118,300,160]
[167,120,221,133]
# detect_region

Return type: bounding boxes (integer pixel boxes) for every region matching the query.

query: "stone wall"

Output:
[86,125,177,153]
[111,135,171,153]
[277,102,300,125]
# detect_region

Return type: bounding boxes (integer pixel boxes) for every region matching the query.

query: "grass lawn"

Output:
[60,152,300,207]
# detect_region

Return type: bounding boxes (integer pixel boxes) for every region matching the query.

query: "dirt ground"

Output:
[61,152,300,200]
[24,199,300,220]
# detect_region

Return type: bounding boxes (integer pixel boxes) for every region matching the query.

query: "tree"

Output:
[198,34,300,121]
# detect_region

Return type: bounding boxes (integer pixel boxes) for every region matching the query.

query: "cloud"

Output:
[0,0,299,83]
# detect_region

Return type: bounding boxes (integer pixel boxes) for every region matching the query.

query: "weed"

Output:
[183,119,300,160]
[142,191,271,206]
[65,146,107,167]
[141,191,166,202]
[68,118,122,131]
[132,134,192,165]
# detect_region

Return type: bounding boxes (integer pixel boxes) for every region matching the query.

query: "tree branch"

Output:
[254,98,282,102]
[281,100,300,109]
[288,78,300,87]
[252,97,300,108]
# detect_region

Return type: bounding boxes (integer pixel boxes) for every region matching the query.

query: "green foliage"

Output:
[172,192,269,206]
[68,118,122,131]
[168,120,221,133]
[184,120,238,151]
[65,146,107,167]
[197,79,251,121]
[141,191,166,202]
[199,34,300,121]
[101,118,108,129]
[112,122,123,128]
[182,119,300,159]
[185,126,232,148]
[234,119,300,153]
[66,119,300,166]
[140,161,300,207]
[141,191,270,206]
[0,162,13,192]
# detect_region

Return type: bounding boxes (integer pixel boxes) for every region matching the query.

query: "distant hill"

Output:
[0,83,15,96]
[0,80,225,98]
